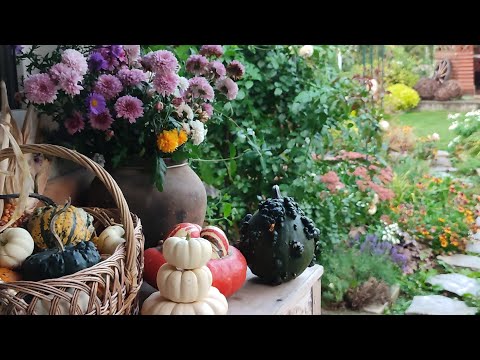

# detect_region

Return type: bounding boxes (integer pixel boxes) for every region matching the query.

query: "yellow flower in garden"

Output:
[458,206,465,213]
[440,239,448,248]
[432,178,442,184]
[178,129,188,146]
[438,218,445,223]
[350,110,357,117]
[157,129,179,153]
[451,240,459,247]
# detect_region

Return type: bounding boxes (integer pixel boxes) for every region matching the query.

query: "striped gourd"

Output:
[27,205,95,249]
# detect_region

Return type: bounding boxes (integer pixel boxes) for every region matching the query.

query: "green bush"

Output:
[384,84,420,112]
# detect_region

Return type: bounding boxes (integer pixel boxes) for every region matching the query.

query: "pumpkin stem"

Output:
[0,193,56,206]
[49,198,72,252]
[186,233,191,241]
[272,185,282,199]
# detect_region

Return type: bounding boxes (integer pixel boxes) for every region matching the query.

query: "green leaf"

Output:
[236,90,246,100]
[245,81,254,89]
[222,203,233,218]
[274,88,283,96]
[153,156,168,192]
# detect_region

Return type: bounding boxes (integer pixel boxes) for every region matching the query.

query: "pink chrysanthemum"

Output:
[123,45,141,65]
[94,74,123,100]
[153,72,179,97]
[61,49,88,76]
[209,61,226,78]
[186,55,209,75]
[49,63,84,96]
[24,73,58,105]
[226,60,245,80]
[215,77,238,100]
[141,50,178,74]
[320,171,345,193]
[117,68,147,86]
[89,110,114,131]
[187,77,215,101]
[352,166,369,179]
[64,111,85,135]
[199,45,224,58]
[202,103,214,117]
[114,95,144,123]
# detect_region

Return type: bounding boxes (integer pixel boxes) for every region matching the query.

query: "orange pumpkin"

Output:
[0,267,22,282]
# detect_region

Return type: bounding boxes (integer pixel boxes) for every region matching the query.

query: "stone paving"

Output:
[405,150,480,315]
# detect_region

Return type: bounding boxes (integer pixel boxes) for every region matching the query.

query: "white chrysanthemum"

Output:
[431,133,440,141]
[189,120,207,145]
[176,103,194,120]
[448,113,461,120]
[182,122,191,135]
[92,153,106,168]
[178,77,189,92]
[379,120,390,131]
[299,45,314,58]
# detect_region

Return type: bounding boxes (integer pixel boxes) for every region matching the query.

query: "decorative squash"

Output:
[163,235,212,270]
[200,226,229,259]
[22,200,101,281]
[207,246,247,298]
[94,225,125,254]
[157,264,212,303]
[0,267,22,282]
[27,201,95,250]
[166,223,202,239]
[238,185,319,285]
[144,247,167,288]
[0,228,34,269]
[32,288,92,315]
[141,286,228,315]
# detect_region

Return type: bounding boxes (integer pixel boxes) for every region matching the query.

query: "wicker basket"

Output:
[0,144,144,315]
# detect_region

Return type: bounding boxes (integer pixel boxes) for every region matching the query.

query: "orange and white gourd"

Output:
[142,235,228,315]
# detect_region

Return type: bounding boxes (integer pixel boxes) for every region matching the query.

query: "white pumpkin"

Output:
[33,288,91,315]
[95,225,125,254]
[157,264,212,303]
[141,287,228,315]
[0,228,34,269]
[163,236,212,269]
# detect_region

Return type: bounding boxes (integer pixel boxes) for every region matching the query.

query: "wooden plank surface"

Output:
[227,265,324,315]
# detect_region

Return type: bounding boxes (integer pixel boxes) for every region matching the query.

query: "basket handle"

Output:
[0,144,137,275]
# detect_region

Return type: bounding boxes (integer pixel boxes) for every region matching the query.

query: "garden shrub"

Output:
[384,84,420,112]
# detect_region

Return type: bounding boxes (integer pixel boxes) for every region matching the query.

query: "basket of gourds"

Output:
[0,144,144,315]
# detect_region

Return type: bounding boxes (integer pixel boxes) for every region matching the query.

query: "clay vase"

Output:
[85,161,207,249]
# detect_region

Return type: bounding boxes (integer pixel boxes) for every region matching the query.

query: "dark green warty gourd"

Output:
[238,185,319,285]
[22,199,101,281]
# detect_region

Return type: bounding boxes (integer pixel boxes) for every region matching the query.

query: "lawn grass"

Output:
[389,110,454,150]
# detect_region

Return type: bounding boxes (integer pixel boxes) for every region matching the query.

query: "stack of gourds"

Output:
[142,235,228,315]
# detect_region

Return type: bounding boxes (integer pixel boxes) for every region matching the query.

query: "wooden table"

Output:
[228,265,324,315]
[138,264,324,315]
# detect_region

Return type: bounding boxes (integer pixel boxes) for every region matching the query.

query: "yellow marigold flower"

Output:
[438,218,446,223]
[440,239,448,248]
[157,129,179,153]
[178,129,188,146]
[451,240,459,247]
[350,110,357,117]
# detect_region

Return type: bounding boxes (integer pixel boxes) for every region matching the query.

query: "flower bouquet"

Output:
[15,45,244,190]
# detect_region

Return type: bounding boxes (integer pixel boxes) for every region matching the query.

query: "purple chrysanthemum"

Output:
[153,72,180,97]
[209,61,227,78]
[117,68,147,86]
[114,95,144,123]
[61,49,88,76]
[141,50,178,74]
[199,45,224,58]
[226,60,245,80]
[24,73,58,105]
[186,55,209,76]
[215,77,238,100]
[89,110,114,131]
[187,77,215,101]
[86,93,106,115]
[13,45,23,55]
[64,111,85,135]
[50,63,84,96]
[111,45,125,60]
[202,103,214,117]
[123,45,141,65]
[94,74,123,100]
[88,52,108,71]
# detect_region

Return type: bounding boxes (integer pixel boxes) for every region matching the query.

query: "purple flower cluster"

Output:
[357,234,409,273]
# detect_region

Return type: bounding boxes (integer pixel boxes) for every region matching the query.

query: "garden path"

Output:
[406,150,480,314]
